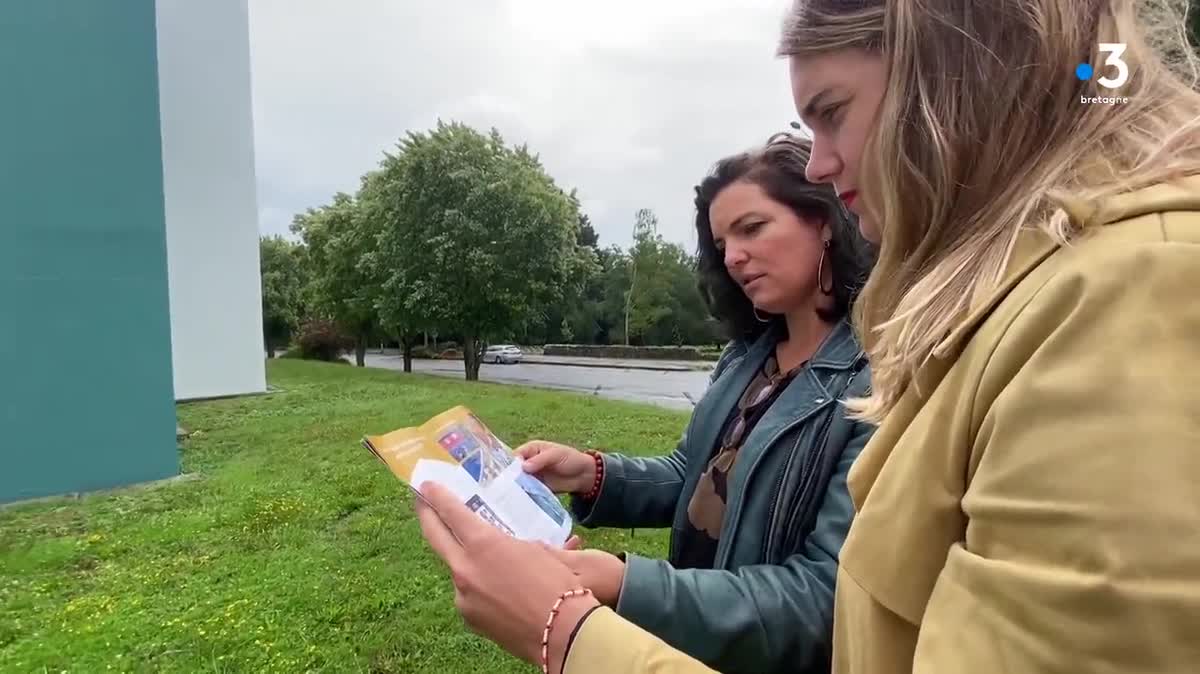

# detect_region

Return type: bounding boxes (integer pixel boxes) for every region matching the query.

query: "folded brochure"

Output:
[363,406,573,547]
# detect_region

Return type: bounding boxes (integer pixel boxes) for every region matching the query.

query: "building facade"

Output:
[0,0,265,503]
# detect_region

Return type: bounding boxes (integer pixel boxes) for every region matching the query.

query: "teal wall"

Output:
[0,1,179,502]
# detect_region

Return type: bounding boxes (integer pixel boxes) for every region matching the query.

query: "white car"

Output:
[483,344,523,364]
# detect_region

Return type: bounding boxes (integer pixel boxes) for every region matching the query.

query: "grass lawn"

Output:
[0,360,687,673]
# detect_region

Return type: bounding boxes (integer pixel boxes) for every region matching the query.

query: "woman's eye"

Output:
[822,103,843,123]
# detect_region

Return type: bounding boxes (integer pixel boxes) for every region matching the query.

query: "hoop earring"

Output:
[753,308,772,323]
[818,240,834,294]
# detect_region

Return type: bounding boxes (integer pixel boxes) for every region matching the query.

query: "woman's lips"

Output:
[839,190,858,208]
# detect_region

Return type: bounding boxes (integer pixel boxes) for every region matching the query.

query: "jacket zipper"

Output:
[779,413,835,554]
[761,432,806,560]
[776,364,865,554]
[714,415,810,568]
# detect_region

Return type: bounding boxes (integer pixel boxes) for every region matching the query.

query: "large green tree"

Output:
[563,243,619,345]
[371,121,588,380]
[259,235,307,358]
[535,208,719,347]
[358,169,424,372]
[576,213,600,248]
[530,208,601,345]
[641,245,720,346]
[622,209,678,344]
[598,245,635,344]
[666,247,722,346]
[290,192,380,366]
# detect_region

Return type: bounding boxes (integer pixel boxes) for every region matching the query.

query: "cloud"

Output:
[248,0,800,250]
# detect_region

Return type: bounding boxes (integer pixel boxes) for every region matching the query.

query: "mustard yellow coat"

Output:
[562,177,1200,674]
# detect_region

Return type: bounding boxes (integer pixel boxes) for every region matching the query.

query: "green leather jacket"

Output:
[570,318,874,674]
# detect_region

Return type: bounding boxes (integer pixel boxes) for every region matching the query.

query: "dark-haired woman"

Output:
[500,133,875,674]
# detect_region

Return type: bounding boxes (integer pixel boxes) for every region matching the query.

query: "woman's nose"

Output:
[724,244,749,269]
[805,137,840,185]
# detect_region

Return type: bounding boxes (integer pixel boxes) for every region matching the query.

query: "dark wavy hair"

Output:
[694,132,874,341]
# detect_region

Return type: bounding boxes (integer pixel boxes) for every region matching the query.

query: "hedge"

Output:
[543,344,711,361]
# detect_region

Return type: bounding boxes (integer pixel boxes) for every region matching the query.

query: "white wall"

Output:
[156,0,267,400]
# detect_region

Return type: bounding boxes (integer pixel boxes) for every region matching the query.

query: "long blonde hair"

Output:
[779,0,1200,423]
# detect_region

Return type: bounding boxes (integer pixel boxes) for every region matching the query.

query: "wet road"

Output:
[363,354,712,410]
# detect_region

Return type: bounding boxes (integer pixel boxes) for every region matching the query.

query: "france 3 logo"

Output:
[1076,43,1130,104]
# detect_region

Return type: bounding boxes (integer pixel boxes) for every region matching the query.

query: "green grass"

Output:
[0,360,684,673]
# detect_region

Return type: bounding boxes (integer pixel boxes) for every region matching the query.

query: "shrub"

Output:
[294,319,354,362]
[542,344,706,360]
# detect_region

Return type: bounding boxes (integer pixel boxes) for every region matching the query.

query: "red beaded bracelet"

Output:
[541,587,593,674]
[580,450,604,501]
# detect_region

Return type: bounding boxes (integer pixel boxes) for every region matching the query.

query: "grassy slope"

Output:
[0,360,685,673]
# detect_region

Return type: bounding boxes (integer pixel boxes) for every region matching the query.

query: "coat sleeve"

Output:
[568,446,688,529]
[570,343,742,530]
[562,608,720,674]
[608,412,871,674]
[910,239,1200,673]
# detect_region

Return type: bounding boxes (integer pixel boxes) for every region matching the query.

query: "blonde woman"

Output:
[416,1,1200,672]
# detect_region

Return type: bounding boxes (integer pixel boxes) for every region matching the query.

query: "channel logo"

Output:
[1076,43,1130,105]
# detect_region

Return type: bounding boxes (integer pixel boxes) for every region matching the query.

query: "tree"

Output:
[642,245,721,346]
[259,235,306,358]
[623,209,676,344]
[576,213,600,248]
[358,169,422,372]
[563,240,615,345]
[529,203,600,345]
[598,245,634,344]
[372,121,588,380]
[667,248,722,345]
[290,193,380,366]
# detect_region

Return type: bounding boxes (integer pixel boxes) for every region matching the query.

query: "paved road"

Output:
[362,354,711,411]
[374,349,713,372]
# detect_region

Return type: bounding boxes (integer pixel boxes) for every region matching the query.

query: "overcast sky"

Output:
[247,0,800,250]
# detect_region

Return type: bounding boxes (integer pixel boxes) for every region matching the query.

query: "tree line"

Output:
[261,121,723,380]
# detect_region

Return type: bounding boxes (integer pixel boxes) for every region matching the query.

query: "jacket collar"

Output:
[808,317,864,370]
[687,316,864,492]
[737,318,863,448]
[936,173,1200,356]
[1056,173,1200,228]
[740,316,863,372]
